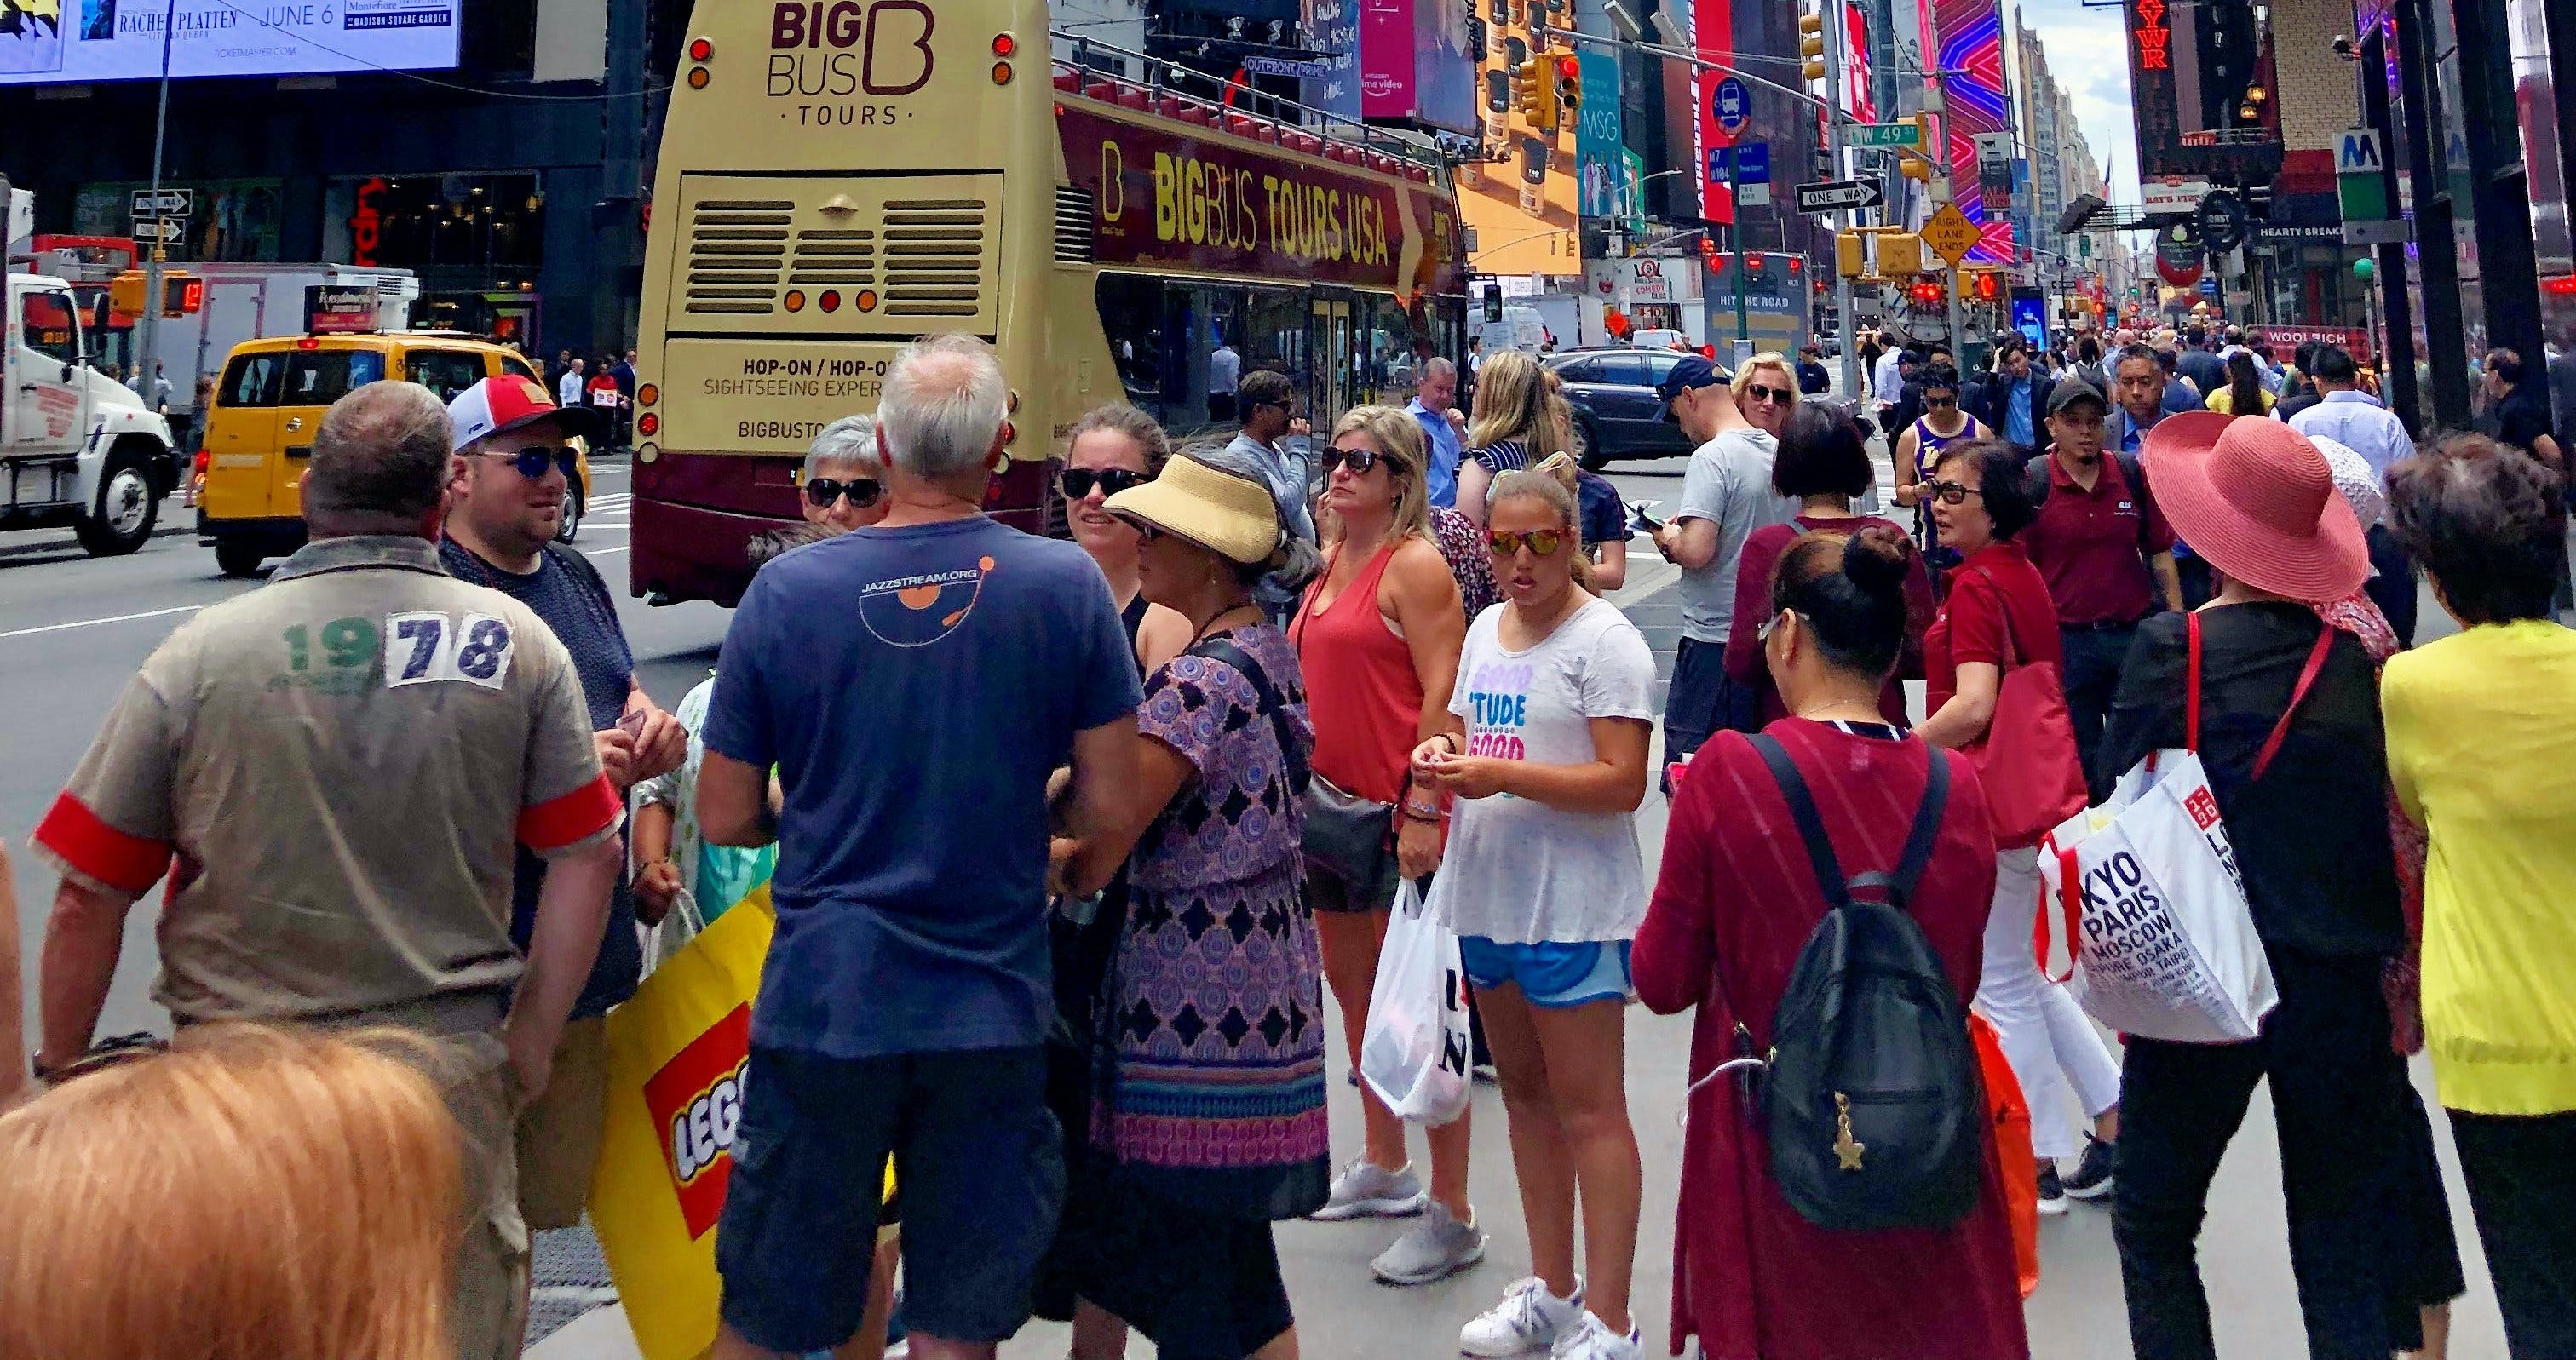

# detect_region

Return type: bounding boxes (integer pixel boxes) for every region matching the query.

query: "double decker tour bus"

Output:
[630,0,1468,605]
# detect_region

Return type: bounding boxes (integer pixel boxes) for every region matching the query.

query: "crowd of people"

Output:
[0,321,2569,1360]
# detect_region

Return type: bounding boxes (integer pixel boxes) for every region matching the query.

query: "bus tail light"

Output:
[638,413,660,437]
[637,442,660,464]
[687,37,711,60]
[637,383,658,406]
[854,289,879,312]
[992,33,1016,57]
[992,61,1013,85]
[687,66,710,89]
[783,290,808,313]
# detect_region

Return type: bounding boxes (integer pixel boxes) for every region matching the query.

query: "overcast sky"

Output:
[2015,0,2145,205]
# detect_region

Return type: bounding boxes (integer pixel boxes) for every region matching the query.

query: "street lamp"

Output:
[132,0,178,416]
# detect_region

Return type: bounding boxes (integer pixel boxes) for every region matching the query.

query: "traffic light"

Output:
[163,273,204,318]
[1798,11,1827,82]
[1899,152,1935,182]
[1483,283,1504,323]
[1512,58,1554,129]
[109,270,147,318]
[1835,230,1866,278]
[1969,268,1999,301]
[1554,55,1581,118]
[1877,232,1923,277]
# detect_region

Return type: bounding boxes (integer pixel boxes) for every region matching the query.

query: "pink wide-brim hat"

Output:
[2142,411,2370,605]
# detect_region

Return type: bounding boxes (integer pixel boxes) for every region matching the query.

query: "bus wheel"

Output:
[76,449,161,557]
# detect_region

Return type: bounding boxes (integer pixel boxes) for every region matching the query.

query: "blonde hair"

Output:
[1492,452,1593,590]
[1734,352,1800,404]
[1536,365,1574,459]
[1327,405,1436,546]
[0,1024,464,1360]
[1467,349,1548,452]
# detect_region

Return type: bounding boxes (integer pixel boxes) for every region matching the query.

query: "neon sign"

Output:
[2132,0,2169,72]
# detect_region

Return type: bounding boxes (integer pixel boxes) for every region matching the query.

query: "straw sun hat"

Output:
[1101,453,1285,566]
[2140,411,2368,605]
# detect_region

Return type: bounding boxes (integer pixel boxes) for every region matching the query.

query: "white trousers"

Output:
[1975,847,2125,1162]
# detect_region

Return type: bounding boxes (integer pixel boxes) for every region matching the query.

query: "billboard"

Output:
[0,0,458,83]
[1457,0,1576,277]
[1692,0,1733,225]
[1359,0,1475,134]
[1307,0,1361,123]
[1574,48,1623,219]
[2125,0,2282,181]
[1929,0,2012,262]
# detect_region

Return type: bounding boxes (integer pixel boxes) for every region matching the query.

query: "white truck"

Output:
[2,269,179,555]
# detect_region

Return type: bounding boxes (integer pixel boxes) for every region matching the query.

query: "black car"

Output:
[1545,348,1695,469]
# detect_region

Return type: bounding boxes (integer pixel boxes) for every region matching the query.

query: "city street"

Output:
[0,449,2513,1360]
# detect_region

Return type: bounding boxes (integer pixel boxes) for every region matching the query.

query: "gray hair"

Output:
[804,414,883,481]
[879,335,1008,479]
[1182,438,1322,592]
[1417,357,1457,387]
[302,381,453,534]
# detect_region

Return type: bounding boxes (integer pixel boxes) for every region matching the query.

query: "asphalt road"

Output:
[0,444,2514,1359]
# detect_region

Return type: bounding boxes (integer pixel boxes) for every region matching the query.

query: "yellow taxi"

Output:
[196,332,592,577]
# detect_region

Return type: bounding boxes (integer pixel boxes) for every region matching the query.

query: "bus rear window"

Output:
[279,351,386,407]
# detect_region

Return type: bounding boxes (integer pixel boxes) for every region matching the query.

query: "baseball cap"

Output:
[1657,355,1733,422]
[446,374,603,452]
[2047,379,2110,416]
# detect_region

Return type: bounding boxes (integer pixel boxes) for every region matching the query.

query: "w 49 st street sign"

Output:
[1849,123,1923,149]
[1794,180,1884,214]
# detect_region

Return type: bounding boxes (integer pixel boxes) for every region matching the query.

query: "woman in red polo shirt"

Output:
[1915,438,2124,1216]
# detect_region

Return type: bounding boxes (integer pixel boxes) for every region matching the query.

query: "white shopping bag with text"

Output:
[2038,750,2280,1043]
[1360,880,1473,1126]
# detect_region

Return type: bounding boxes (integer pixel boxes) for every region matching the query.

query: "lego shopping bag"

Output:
[587,882,774,1360]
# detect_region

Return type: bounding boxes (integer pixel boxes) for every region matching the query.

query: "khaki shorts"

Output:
[515,1014,610,1231]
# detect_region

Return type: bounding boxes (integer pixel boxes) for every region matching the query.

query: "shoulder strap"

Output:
[1187,634,1310,794]
[1751,732,1952,912]
[1752,735,1849,910]
[2187,612,2342,778]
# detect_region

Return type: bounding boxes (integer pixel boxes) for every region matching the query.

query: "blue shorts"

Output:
[1458,937,1636,1008]
[716,1045,1063,1352]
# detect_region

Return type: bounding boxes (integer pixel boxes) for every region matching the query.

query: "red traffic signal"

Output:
[1557,55,1578,79]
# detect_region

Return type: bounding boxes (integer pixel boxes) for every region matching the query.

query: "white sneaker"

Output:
[1310,1157,1429,1221]
[1371,1200,1487,1285]
[1549,1311,1643,1360]
[1459,1276,1584,1357]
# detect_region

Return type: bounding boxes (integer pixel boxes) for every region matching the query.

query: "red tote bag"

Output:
[1958,576,2089,850]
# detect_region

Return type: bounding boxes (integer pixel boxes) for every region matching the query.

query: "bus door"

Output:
[1309,288,1357,428]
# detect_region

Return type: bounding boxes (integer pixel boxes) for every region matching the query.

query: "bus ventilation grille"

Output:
[684,199,792,314]
[1054,186,1096,264]
[882,198,988,318]
[789,226,877,290]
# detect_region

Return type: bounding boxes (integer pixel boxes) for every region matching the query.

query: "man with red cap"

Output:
[440,372,688,1240]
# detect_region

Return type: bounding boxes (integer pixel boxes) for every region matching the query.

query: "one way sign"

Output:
[1794,179,1883,215]
[129,188,193,218]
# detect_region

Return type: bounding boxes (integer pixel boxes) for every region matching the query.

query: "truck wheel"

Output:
[215,541,266,577]
[555,485,584,543]
[1575,415,1610,472]
[76,450,161,557]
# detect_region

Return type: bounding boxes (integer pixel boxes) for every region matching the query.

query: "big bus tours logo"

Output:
[768,0,933,107]
[643,1003,753,1239]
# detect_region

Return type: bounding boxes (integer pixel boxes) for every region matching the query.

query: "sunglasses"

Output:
[474,445,580,480]
[1757,609,1801,644]
[1320,446,1383,475]
[804,476,883,508]
[1057,467,1150,501]
[1925,394,1958,409]
[1486,527,1567,557]
[1743,384,1791,405]
[1926,480,1984,505]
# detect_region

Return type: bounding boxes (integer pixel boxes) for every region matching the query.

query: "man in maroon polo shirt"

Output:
[2019,380,2183,797]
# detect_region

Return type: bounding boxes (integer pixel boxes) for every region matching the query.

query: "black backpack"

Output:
[1751,734,1982,1233]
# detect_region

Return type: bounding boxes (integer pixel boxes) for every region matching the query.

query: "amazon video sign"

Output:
[0,0,458,83]
[1060,106,1458,296]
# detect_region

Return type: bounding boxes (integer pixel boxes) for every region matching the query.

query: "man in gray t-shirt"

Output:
[1649,357,1797,770]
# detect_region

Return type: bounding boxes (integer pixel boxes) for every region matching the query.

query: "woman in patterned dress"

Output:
[1052,445,1328,1360]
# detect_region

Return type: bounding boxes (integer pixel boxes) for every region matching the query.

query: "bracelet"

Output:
[1400,807,1447,824]
[1401,800,1446,819]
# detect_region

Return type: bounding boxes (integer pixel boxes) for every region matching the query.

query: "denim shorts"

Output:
[715,1045,1063,1353]
[1458,937,1636,1008]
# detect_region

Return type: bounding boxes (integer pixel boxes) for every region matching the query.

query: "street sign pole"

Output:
[134,0,178,412]
[1731,153,1750,364]
[1822,0,1859,395]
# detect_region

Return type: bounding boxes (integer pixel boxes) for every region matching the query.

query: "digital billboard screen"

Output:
[0,0,461,85]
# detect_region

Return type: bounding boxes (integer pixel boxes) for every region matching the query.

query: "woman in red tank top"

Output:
[1291,406,1483,1281]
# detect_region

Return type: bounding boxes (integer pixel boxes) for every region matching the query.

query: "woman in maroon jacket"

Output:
[1636,526,2030,1360]
[1723,402,1933,727]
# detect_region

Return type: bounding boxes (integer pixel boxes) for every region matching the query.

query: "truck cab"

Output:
[2,271,178,555]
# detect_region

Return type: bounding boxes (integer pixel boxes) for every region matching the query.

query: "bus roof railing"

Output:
[1048,33,1452,186]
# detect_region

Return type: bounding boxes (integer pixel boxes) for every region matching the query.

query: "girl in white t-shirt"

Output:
[1408,461,1659,1360]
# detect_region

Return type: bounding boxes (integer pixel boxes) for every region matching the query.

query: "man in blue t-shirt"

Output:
[440,372,690,1238]
[698,336,1142,1360]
